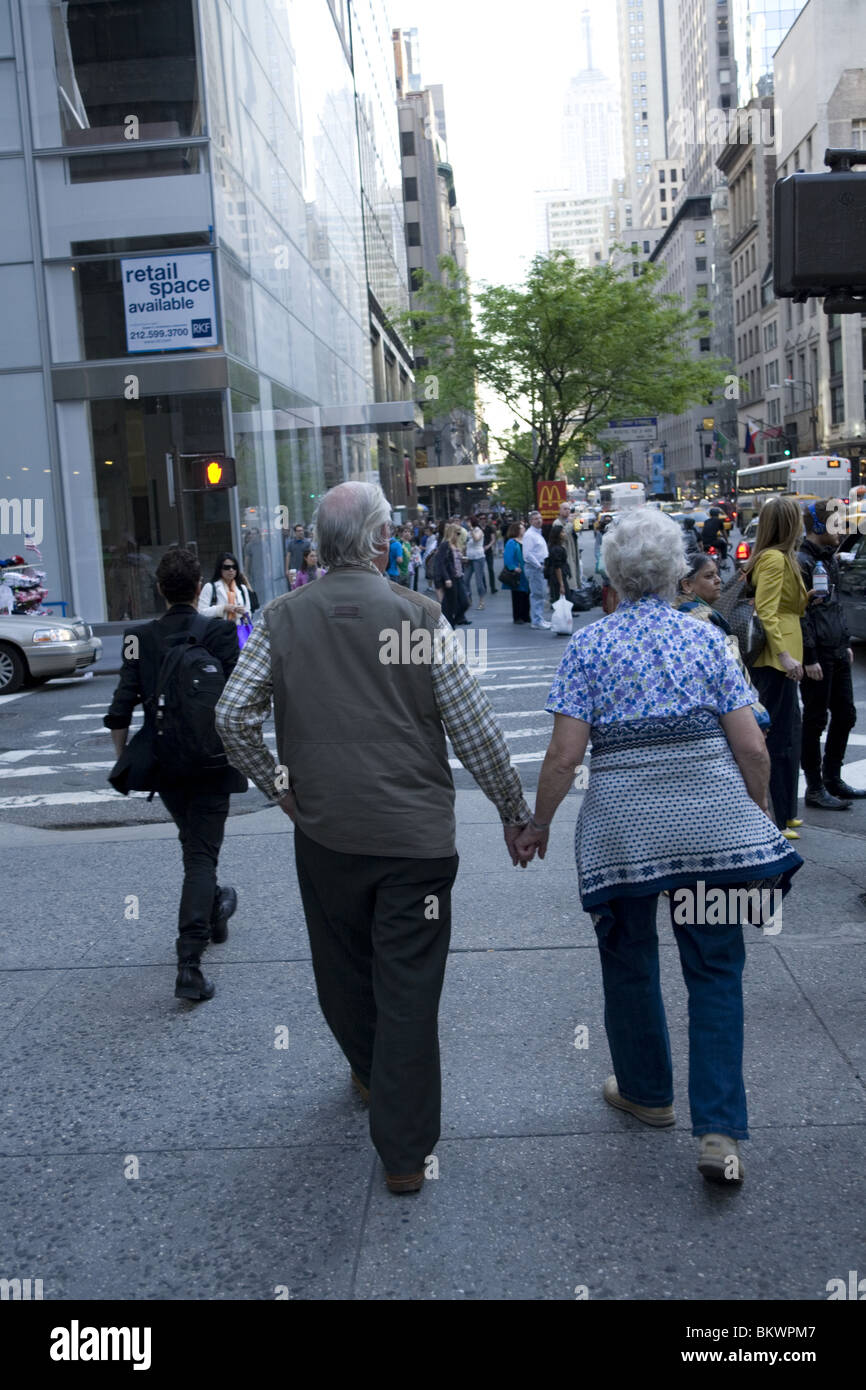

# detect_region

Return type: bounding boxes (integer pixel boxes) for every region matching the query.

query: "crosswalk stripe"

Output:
[480,681,552,691]
[0,762,116,779]
[0,749,62,762]
[0,790,151,807]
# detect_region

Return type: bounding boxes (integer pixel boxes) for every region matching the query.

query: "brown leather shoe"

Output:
[385,1171,424,1194]
[350,1071,370,1104]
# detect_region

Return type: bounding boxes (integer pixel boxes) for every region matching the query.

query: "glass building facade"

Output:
[4,0,411,623]
[731,2,807,104]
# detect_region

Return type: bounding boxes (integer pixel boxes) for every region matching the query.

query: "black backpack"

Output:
[151,614,229,778]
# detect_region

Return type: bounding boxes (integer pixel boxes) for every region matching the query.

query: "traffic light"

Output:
[189,453,236,491]
[604,456,612,472]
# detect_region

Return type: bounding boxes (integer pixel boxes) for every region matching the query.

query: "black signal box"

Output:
[774,152,866,308]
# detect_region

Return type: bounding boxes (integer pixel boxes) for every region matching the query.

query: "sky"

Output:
[395,0,622,289]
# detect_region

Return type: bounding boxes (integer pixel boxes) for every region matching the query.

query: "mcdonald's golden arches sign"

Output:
[536,479,567,520]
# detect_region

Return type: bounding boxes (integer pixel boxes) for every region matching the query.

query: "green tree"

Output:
[395,256,478,424]
[492,430,537,513]
[399,250,732,496]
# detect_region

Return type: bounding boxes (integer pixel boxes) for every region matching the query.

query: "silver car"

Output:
[0,613,102,694]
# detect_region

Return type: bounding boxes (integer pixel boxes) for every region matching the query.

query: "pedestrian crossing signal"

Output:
[190,454,236,491]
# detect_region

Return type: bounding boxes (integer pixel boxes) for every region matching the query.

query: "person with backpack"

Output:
[104,548,247,1002]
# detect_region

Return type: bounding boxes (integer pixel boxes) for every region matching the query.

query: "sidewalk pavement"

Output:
[1,787,865,1300]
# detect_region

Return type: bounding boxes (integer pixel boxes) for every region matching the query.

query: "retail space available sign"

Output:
[121,252,218,352]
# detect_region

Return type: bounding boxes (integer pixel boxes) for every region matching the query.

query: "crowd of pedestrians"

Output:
[102,483,861,1196]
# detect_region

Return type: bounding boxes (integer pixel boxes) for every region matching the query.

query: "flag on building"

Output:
[743,424,756,455]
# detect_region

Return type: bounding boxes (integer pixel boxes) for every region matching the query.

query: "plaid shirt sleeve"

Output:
[214,622,283,802]
[430,616,531,825]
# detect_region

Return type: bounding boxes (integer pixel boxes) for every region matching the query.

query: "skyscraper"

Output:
[731,2,808,103]
[616,0,681,199]
[673,0,736,198]
[561,9,624,196]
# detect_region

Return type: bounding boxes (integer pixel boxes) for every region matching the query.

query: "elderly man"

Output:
[523,510,550,629]
[215,481,531,1194]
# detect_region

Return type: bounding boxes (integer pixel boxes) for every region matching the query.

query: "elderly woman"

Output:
[517,509,802,1185]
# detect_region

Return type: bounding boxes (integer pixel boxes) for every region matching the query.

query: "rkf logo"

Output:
[536,479,567,519]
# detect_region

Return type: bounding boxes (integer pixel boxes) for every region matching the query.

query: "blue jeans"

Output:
[466,557,487,601]
[592,889,748,1140]
[527,565,546,624]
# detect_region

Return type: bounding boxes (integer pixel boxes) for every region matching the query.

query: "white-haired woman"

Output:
[516,508,802,1185]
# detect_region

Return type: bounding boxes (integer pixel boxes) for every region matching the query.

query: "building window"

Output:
[50,0,203,183]
[852,120,866,150]
[831,384,845,424]
[829,336,844,377]
[695,283,708,299]
[407,222,421,247]
[766,359,779,387]
[768,397,780,425]
[661,208,667,220]
[410,267,424,292]
[400,130,416,156]
[696,256,707,272]
[660,189,666,201]
[671,169,677,182]
[695,230,706,244]
[403,177,418,202]
[659,170,665,183]
[643,240,650,253]
[699,338,711,353]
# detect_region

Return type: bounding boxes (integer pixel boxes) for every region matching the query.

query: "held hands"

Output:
[779,652,804,682]
[507,819,550,866]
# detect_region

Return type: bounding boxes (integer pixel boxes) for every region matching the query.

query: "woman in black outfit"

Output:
[547,522,571,603]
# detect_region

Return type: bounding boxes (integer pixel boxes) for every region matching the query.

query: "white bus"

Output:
[598,481,646,512]
[735,456,851,527]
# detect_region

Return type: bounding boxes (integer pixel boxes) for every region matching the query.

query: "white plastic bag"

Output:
[551,595,573,635]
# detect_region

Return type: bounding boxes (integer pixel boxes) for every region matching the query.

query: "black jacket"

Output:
[797,538,851,663]
[104,605,247,793]
[432,542,458,587]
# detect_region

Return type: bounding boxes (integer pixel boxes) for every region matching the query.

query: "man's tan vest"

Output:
[264,567,456,858]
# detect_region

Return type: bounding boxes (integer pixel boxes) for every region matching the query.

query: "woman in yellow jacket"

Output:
[743,496,807,838]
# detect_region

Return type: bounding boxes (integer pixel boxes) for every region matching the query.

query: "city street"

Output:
[2,572,865,1300]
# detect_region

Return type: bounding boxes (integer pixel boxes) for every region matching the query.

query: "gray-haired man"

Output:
[215,482,531,1194]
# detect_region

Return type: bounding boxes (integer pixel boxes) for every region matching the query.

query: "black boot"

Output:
[175,938,215,1001]
[210,886,238,944]
[804,783,851,810]
[823,768,866,800]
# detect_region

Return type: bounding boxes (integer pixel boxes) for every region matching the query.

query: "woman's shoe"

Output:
[781,828,800,840]
[786,818,803,828]
[477,601,485,610]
